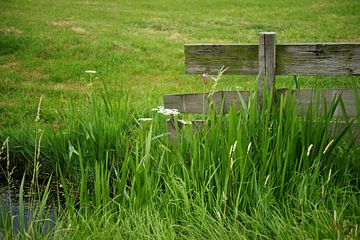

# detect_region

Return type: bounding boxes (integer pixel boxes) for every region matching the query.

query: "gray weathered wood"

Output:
[185,43,360,75]
[185,44,258,75]
[164,91,251,114]
[164,89,360,117]
[167,119,360,144]
[258,32,276,106]
[293,89,360,117]
[329,122,360,143]
[167,119,206,145]
[169,34,360,144]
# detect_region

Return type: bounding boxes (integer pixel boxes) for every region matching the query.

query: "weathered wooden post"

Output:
[258,32,276,107]
[165,33,360,143]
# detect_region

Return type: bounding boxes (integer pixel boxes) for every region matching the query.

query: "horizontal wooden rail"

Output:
[167,119,360,144]
[164,90,251,114]
[185,43,360,75]
[164,88,360,117]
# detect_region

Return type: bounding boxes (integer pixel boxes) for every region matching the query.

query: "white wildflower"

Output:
[323,139,334,154]
[152,106,180,116]
[307,144,313,157]
[179,119,192,125]
[138,118,153,122]
[85,70,97,74]
[151,106,161,111]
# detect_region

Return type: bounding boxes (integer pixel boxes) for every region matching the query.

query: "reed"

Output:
[0,87,359,239]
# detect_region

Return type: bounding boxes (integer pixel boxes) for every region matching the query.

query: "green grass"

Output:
[0,0,360,239]
[0,86,359,239]
[1,0,360,128]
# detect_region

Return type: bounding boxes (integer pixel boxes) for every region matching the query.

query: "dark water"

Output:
[0,185,59,237]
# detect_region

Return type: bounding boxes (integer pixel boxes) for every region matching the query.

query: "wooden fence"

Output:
[164,32,360,142]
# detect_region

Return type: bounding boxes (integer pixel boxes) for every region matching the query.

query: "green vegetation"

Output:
[0,0,360,239]
[1,0,360,127]
[1,88,360,239]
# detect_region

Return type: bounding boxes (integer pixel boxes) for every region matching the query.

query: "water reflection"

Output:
[0,184,59,236]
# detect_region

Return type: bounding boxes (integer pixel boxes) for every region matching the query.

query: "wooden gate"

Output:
[164,32,360,143]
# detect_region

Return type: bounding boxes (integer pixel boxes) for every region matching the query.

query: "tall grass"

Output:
[0,139,59,239]
[0,88,359,239]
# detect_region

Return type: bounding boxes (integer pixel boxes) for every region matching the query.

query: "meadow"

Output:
[0,0,360,239]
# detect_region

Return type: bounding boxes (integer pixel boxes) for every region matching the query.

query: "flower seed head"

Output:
[201,73,209,85]
[307,144,313,157]
[323,139,334,154]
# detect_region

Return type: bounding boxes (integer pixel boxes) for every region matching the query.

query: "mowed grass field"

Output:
[1,0,360,127]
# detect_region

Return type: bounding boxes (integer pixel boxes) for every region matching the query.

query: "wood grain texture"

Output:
[258,32,276,106]
[329,122,360,143]
[164,91,251,114]
[164,89,360,117]
[185,44,258,75]
[185,43,360,75]
[167,119,360,144]
[166,119,206,145]
[293,89,360,117]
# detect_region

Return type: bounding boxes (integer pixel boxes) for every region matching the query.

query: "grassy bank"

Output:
[1,87,360,239]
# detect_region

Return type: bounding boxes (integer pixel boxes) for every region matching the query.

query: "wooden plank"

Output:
[293,89,360,117]
[258,32,276,107]
[163,91,251,114]
[185,43,360,75]
[167,120,360,144]
[277,44,360,75]
[329,122,360,144]
[164,88,360,117]
[167,119,206,145]
[185,44,258,75]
